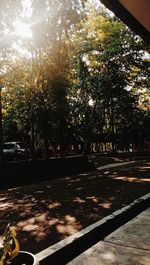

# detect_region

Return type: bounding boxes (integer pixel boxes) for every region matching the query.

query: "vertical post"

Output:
[111,96,115,153]
[0,85,3,165]
[0,7,3,165]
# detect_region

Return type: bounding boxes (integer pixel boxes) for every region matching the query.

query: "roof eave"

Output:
[101,0,150,44]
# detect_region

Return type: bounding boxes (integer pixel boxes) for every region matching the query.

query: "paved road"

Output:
[0,158,149,255]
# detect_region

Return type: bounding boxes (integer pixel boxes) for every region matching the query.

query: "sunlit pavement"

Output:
[0,158,150,255]
[66,206,150,265]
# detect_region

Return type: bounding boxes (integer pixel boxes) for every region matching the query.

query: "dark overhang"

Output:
[101,0,150,44]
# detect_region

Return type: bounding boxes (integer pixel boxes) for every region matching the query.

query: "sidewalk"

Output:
[66,207,150,265]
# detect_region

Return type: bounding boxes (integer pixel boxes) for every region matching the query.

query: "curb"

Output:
[36,193,150,265]
[97,160,137,170]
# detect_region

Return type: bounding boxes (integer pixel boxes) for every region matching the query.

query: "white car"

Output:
[3,141,26,160]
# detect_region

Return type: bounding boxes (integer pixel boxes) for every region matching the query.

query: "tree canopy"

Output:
[0,0,149,160]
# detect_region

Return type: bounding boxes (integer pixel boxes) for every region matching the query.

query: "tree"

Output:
[1,0,149,158]
[68,3,150,152]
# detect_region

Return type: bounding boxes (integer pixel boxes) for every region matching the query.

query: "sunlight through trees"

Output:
[0,0,149,160]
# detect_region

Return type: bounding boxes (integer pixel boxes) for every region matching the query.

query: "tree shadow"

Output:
[0,160,149,254]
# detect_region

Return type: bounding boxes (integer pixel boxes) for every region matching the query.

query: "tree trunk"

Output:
[0,87,3,165]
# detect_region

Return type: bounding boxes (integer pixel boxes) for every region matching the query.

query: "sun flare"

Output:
[13,20,32,39]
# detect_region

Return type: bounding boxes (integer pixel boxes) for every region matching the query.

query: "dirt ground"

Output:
[0,155,149,254]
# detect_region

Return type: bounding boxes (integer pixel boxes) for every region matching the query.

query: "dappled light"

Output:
[48,202,62,209]
[137,164,150,171]
[104,171,111,175]
[101,250,116,263]
[56,215,82,237]
[73,197,86,203]
[99,202,112,209]
[114,176,150,183]
[86,196,100,203]
[0,160,149,254]
[0,202,13,210]
[0,3,149,264]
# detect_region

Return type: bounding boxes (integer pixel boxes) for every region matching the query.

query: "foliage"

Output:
[0,0,149,156]
[0,224,19,265]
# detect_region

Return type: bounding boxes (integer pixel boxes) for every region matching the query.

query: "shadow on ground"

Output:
[0,160,149,254]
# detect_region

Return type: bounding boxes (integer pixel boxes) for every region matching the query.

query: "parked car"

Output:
[3,141,27,161]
